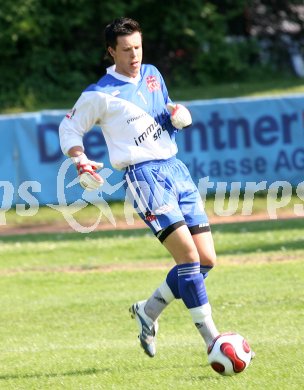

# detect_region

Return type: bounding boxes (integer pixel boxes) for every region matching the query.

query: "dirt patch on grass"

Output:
[0,250,301,276]
[219,251,303,265]
[0,211,301,236]
[0,261,174,276]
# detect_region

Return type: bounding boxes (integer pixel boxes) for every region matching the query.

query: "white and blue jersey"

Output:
[59,64,178,170]
[59,64,209,237]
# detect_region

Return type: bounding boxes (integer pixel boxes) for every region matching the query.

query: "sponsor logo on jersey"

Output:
[146,75,161,92]
[133,120,165,146]
[65,108,76,119]
[127,112,148,125]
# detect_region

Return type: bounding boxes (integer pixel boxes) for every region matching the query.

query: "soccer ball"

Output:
[207,333,252,376]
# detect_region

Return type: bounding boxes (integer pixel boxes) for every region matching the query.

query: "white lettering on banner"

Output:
[0,180,41,225]
[242,181,268,216]
[47,158,125,233]
[294,182,304,216]
[213,182,242,217]
[16,181,41,216]
[1,96,304,215]
[267,181,293,219]
[0,181,14,225]
[1,174,304,231]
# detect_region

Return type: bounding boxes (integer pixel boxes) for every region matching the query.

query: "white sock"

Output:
[189,303,220,346]
[144,281,175,321]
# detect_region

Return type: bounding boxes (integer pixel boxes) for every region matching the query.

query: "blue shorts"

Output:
[124,157,210,241]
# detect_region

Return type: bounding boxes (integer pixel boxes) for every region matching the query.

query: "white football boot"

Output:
[129,300,159,357]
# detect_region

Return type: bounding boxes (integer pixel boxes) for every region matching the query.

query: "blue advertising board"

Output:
[0,94,304,209]
[180,95,304,191]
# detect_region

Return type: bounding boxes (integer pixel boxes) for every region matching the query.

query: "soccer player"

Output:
[59,17,219,358]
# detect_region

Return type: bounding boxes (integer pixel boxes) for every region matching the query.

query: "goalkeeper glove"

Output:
[167,102,192,130]
[71,153,104,191]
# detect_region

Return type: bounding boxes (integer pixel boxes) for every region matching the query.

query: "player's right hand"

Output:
[71,153,104,191]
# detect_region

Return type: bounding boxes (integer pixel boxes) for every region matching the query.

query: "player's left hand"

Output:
[167,103,192,130]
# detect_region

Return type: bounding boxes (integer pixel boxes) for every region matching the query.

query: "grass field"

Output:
[1,59,303,389]
[0,217,303,389]
[2,75,304,114]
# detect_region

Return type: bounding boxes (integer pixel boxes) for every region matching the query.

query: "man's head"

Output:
[105,17,143,78]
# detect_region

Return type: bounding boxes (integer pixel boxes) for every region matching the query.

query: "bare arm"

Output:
[67,146,84,158]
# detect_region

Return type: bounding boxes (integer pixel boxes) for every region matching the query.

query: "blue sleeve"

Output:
[157,69,172,104]
[155,68,177,136]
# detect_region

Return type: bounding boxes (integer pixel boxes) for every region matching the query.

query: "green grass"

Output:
[0,219,303,389]
[171,75,304,101]
[1,75,304,114]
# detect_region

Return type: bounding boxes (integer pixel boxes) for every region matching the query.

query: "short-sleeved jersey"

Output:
[59,64,178,170]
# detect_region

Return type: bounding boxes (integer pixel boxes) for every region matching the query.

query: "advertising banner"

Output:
[0,94,304,209]
[181,95,304,190]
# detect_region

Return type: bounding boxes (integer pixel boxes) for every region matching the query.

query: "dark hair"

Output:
[104,17,142,60]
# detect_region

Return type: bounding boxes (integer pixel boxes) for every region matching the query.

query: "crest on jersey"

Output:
[145,210,157,222]
[146,75,161,92]
[65,108,76,119]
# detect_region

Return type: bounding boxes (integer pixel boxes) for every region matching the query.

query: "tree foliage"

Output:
[0,0,302,110]
[247,0,304,72]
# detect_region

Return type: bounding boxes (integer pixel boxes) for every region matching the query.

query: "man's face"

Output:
[108,31,143,78]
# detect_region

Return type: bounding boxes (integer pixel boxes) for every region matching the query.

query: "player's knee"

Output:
[177,247,200,264]
[200,252,217,267]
